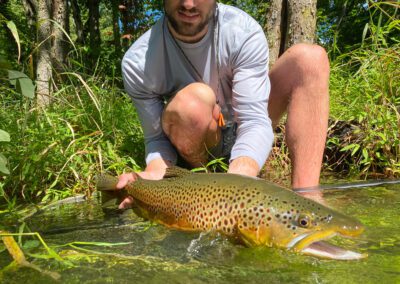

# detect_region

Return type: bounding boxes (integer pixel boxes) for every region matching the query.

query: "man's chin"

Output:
[172,24,204,38]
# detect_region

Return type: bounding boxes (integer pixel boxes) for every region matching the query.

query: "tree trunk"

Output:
[264,0,317,67]
[111,0,121,57]
[71,0,85,45]
[265,0,287,67]
[36,0,52,106]
[52,0,68,71]
[88,0,101,64]
[285,0,317,48]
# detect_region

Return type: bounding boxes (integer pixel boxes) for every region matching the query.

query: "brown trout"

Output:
[97,167,366,260]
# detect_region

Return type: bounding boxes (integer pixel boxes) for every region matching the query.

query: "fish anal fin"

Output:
[163,166,192,178]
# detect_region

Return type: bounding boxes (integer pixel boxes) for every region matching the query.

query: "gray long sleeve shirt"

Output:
[122,3,273,169]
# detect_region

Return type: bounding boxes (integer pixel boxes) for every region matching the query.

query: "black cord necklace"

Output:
[163,5,231,126]
[163,5,220,89]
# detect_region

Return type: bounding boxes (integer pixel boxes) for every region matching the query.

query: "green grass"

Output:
[328,44,400,177]
[0,71,145,205]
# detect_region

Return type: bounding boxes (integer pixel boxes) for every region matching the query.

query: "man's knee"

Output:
[286,44,330,79]
[162,82,216,136]
[171,82,216,110]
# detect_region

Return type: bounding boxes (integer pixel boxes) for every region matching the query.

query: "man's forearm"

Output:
[228,156,260,177]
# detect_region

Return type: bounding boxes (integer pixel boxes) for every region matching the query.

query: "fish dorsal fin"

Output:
[163,166,192,178]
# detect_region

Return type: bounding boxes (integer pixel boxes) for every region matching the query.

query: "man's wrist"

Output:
[142,158,171,180]
[228,156,259,177]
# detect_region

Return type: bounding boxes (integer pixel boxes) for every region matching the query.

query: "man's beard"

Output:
[165,5,215,37]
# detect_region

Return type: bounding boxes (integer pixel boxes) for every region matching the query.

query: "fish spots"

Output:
[131,173,342,244]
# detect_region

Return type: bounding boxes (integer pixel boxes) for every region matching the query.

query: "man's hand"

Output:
[116,172,137,209]
[117,158,170,209]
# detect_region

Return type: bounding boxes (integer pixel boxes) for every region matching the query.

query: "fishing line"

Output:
[321,179,400,191]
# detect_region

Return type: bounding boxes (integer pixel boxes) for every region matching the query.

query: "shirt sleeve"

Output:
[122,54,178,166]
[229,25,274,169]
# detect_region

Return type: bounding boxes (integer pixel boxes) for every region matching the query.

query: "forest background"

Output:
[0,0,399,209]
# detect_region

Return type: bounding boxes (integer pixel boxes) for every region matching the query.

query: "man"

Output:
[118,0,329,208]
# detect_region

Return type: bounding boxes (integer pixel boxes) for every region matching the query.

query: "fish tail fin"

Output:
[96,174,119,191]
[96,174,123,208]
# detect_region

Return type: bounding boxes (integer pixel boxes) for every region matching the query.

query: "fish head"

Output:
[264,194,366,260]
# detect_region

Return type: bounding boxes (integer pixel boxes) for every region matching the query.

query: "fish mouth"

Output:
[287,230,367,260]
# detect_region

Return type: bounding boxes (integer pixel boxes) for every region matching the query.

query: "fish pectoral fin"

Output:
[237,223,270,247]
[163,166,192,178]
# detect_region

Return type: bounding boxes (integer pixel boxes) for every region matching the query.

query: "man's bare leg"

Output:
[268,44,330,199]
[162,82,221,167]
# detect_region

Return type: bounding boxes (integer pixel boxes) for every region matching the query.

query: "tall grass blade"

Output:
[6,21,20,64]
[362,23,369,47]
[61,72,103,123]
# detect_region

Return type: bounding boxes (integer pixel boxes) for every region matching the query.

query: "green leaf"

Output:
[16,77,35,98]
[0,154,10,175]
[0,129,10,142]
[351,144,360,156]
[8,70,26,86]
[6,21,21,63]
[362,23,369,47]
[8,70,35,98]
[340,143,359,152]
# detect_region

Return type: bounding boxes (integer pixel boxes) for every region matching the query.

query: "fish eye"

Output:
[298,214,311,228]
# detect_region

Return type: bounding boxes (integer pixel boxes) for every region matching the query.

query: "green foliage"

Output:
[191,158,229,173]
[219,0,268,27]
[318,0,400,57]
[321,1,400,178]
[329,44,400,177]
[0,68,145,203]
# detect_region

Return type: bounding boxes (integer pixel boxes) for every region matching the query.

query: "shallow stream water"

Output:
[1,183,399,283]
